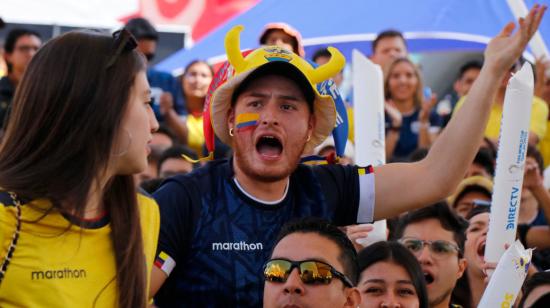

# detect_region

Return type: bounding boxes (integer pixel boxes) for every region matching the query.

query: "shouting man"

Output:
[150,6,546,307]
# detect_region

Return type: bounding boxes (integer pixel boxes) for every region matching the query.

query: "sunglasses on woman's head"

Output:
[263,258,354,288]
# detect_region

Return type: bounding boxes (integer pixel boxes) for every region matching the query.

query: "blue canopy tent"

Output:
[156,0,550,74]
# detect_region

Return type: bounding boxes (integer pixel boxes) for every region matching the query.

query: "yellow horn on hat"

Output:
[225,25,247,73]
[310,47,346,84]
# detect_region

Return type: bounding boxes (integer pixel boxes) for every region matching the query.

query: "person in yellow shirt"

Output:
[454,60,549,146]
[161,60,214,156]
[534,57,550,166]
[0,29,160,307]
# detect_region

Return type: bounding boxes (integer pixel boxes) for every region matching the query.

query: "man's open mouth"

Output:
[256,135,283,158]
[424,272,435,285]
[477,240,486,260]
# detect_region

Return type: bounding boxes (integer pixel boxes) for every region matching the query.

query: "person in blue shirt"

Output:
[384,57,442,162]
[124,17,185,121]
[149,6,547,307]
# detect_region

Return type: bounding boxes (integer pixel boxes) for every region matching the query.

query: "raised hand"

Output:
[385,100,403,128]
[484,4,546,74]
[159,92,174,116]
[419,93,438,123]
[523,156,543,190]
[340,224,374,252]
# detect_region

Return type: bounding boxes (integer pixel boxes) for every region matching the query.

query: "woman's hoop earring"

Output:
[229,128,234,137]
[306,134,311,142]
[113,129,133,156]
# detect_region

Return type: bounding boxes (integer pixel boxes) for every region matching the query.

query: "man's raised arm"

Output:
[373,4,547,220]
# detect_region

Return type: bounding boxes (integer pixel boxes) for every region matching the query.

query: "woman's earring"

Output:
[306,134,311,142]
[229,128,234,137]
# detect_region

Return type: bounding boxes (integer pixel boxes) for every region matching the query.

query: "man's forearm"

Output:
[423,66,502,195]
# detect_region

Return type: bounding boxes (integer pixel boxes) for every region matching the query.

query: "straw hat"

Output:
[210,25,345,153]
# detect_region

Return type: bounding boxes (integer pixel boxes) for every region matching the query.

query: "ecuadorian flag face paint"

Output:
[235,113,260,132]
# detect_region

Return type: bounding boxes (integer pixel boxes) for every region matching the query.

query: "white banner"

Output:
[352,49,386,245]
[485,63,534,267]
[478,240,532,308]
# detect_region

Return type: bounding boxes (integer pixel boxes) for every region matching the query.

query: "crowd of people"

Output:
[0,4,549,307]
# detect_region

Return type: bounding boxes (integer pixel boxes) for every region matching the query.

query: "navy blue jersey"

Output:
[385,109,443,161]
[153,158,374,307]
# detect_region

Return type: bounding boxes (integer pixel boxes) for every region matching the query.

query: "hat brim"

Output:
[211,61,335,154]
[447,176,494,207]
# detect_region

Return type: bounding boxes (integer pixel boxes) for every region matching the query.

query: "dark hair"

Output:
[273,217,359,285]
[4,28,41,53]
[457,61,482,80]
[527,144,544,176]
[124,17,158,41]
[395,202,468,257]
[230,61,315,113]
[473,148,495,176]
[465,205,490,221]
[372,29,406,53]
[519,271,550,308]
[155,124,176,144]
[3,28,41,73]
[184,59,214,77]
[312,48,331,63]
[384,57,424,108]
[480,137,497,160]
[158,145,197,174]
[139,178,164,194]
[454,185,492,210]
[358,241,429,308]
[0,30,147,307]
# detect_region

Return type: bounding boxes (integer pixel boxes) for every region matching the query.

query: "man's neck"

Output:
[233,160,289,202]
[467,268,485,307]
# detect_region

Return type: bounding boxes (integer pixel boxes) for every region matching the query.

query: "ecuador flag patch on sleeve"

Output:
[154,251,176,275]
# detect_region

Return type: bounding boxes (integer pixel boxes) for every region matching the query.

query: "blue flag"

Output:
[317,78,349,158]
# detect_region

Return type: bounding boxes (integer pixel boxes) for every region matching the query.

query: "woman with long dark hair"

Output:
[357,241,429,308]
[0,29,159,307]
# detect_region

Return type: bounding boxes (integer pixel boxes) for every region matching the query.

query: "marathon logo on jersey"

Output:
[155,251,176,276]
[212,241,264,251]
[31,268,87,280]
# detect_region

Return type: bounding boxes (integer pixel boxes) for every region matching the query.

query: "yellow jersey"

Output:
[186,114,205,156]
[0,192,159,307]
[453,95,548,141]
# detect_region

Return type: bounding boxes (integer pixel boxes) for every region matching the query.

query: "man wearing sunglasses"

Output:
[150,6,547,307]
[263,218,361,308]
[395,202,468,308]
